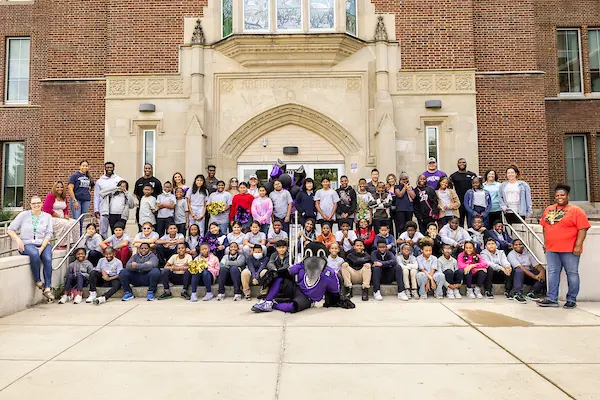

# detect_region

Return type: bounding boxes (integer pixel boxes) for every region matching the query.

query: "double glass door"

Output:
[237,163,345,189]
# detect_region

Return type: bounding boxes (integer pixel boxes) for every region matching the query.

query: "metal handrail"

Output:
[0,218,15,239]
[51,212,93,271]
[502,212,545,267]
[504,210,545,247]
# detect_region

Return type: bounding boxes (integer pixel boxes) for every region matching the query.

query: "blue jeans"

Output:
[118,268,160,293]
[70,199,90,235]
[546,251,580,303]
[20,244,53,288]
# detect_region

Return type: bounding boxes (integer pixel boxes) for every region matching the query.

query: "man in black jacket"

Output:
[336,175,357,227]
[449,158,476,228]
[371,240,408,301]
[341,239,372,301]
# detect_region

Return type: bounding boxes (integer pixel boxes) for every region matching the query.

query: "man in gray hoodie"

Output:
[119,243,160,301]
[480,237,513,299]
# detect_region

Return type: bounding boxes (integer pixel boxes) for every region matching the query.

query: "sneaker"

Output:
[251,299,274,312]
[158,292,173,300]
[190,293,198,302]
[42,288,55,301]
[538,298,559,308]
[454,288,462,299]
[245,294,252,301]
[202,292,214,301]
[181,291,191,300]
[474,287,483,299]
[93,296,106,305]
[217,293,225,301]
[434,294,443,300]
[121,292,134,301]
[485,290,494,299]
[86,292,97,303]
[420,293,428,299]
[411,289,418,299]
[346,286,354,299]
[526,292,541,302]
[563,301,577,309]
[373,290,383,301]
[233,294,242,301]
[513,293,527,304]
[397,291,409,301]
[58,294,68,304]
[466,288,476,299]
[404,289,411,298]
[361,288,369,301]
[504,291,512,300]
[446,290,455,299]
[73,294,82,304]
[147,291,155,301]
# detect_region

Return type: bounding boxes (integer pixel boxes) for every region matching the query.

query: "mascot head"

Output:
[303,241,328,288]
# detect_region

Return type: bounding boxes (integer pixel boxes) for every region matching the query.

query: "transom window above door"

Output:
[222,0,357,37]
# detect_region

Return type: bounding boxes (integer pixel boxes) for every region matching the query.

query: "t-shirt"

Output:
[314,188,340,220]
[248,186,260,198]
[449,171,476,200]
[133,231,159,242]
[186,189,207,212]
[484,182,501,212]
[106,233,131,249]
[393,184,413,212]
[540,204,591,252]
[68,171,92,202]
[245,231,266,246]
[159,233,185,250]
[423,170,447,190]
[437,189,454,216]
[139,196,157,225]
[505,182,520,212]
[269,189,293,219]
[473,190,487,208]
[96,257,123,277]
[207,191,232,224]
[134,176,162,198]
[174,198,188,224]
[227,232,245,247]
[84,233,103,253]
[156,193,176,219]
[399,231,424,245]
[167,253,192,274]
[327,255,345,273]
[356,192,374,221]
[206,178,219,194]
[335,230,358,252]
[268,230,288,242]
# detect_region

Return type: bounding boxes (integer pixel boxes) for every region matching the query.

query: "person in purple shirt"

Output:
[423,157,447,190]
[251,242,355,312]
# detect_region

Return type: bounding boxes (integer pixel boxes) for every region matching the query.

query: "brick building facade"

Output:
[1,0,599,214]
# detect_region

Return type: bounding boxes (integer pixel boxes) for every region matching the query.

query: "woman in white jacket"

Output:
[100,180,136,235]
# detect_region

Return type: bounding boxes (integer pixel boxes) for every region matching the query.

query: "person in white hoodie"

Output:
[94,162,123,238]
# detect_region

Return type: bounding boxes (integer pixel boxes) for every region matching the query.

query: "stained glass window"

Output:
[222,0,233,37]
[345,0,356,35]
[277,0,302,30]
[310,0,334,30]
[244,0,270,31]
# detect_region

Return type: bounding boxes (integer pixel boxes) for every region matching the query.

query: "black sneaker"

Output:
[563,301,577,309]
[538,299,559,308]
[485,290,494,299]
[513,293,527,304]
[504,291,512,300]
[158,291,173,300]
[526,292,541,302]
[344,286,353,299]
[181,291,191,300]
[361,288,369,301]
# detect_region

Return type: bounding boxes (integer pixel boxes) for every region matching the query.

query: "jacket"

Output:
[94,174,123,214]
[246,255,268,279]
[100,186,135,220]
[439,225,472,247]
[355,227,376,248]
[336,186,357,216]
[126,252,159,272]
[42,193,70,218]
[295,190,316,220]
[194,253,220,279]
[370,250,397,268]
[220,252,246,269]
[375,233,396,254]
[413,185,438,220]
[489,229,513,249]
[346,250,371,270]
[267,251,290,271]
[457,252,488,274]
[464,189,492,217]
[67,259,94,278]
[480,249,510,272]
[370,191,392,219]
[435,188,461,218]
[498,180,533,217]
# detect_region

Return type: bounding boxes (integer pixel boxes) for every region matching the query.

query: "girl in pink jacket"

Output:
[187,243,220,302]
[251,186,274,235]
[457,241,489,300]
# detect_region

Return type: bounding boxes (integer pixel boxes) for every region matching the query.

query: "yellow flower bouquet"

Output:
[188,258,209,275]
[207,201,226,216]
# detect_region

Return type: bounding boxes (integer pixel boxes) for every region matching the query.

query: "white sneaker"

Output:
[411,289,418,298]
[434,294,444,300]
[202,292,214,301]
[397,291,409,301]
[467,288,476,299]
[420,293,428,299]
[373,290,383,301]
[190,293,198,302]
[404,289,411,298]
[86,292,97,303]
[93,296,106,305]
[58,294,68,304]
[233,294,242,301]
[474,287,483,299]
[217,293,225,301]
[446,290,455,299]
[73,294,82,304]
[454,288,462,299]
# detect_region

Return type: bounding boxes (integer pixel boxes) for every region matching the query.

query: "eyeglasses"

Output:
[142,227,152,230]
[231,180,238,183]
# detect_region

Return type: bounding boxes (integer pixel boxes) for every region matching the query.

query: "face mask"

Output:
[253,253,263,260]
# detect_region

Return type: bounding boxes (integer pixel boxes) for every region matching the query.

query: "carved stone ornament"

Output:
[191,18,205,44]
[374,16,388,42]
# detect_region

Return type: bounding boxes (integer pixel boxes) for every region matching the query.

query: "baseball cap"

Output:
[249,174,258,179]
[427,157,437,163]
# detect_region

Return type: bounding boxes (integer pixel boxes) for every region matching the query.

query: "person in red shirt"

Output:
[230,182,255,232]
[538,184,590,309]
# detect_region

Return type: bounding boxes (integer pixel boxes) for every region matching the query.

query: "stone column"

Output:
[187,19,207,177]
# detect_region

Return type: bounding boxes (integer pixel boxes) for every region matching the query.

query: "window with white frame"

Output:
[564,135,588,201]
[345,0,357,36]
[589,29,600,92]
[309,0,334,30]
[244,0,270,31]
[277,0,302,30]
[425,126,440,163]
[2,142,25,209]
[557,29,583,94]
[5,37,30,104]
[142,130,156,173]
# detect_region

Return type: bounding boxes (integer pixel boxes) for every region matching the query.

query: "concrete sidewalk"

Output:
[1,298,599,399]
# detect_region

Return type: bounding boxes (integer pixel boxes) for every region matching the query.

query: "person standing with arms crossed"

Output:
[94,162,123,238]
[538,184,590,309]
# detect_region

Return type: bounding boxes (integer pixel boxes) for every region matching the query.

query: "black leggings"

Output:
[108,214,126,234]
[444,269,464,285]
[394,211,413,235]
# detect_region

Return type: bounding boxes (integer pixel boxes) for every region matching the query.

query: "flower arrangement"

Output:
[200,235,219,253]
[188,257,209,274]
[207,201,226,216]
[235,206,250,224]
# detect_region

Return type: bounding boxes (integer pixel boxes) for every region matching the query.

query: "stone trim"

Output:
[220,103,360,159]
[395,70,476,95]
[106,76,185,99]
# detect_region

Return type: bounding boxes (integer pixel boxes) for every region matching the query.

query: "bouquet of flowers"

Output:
[188,257,209,275]
[200,235,219,254]
[235,206,250,225]
[207,201,226,216]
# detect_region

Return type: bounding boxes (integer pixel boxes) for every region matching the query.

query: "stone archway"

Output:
[220,103,361,159]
